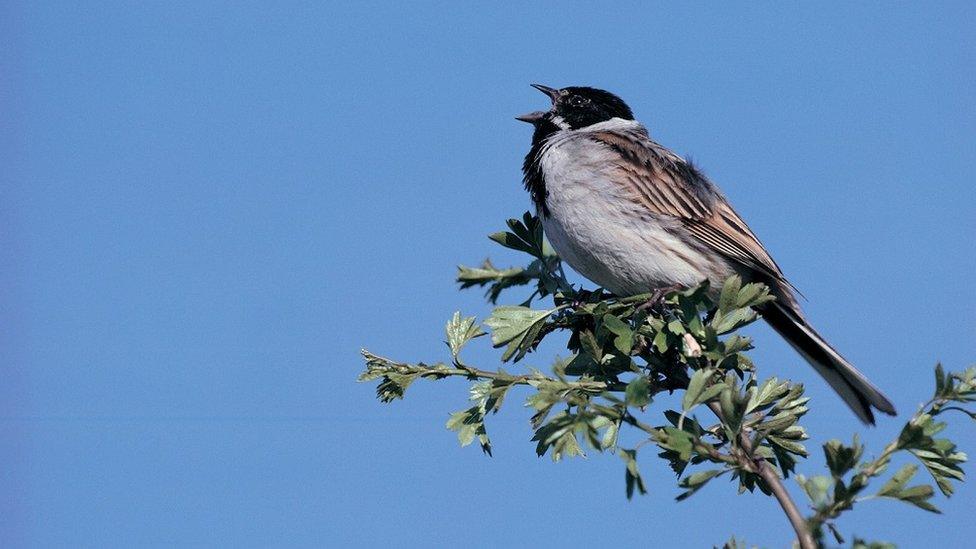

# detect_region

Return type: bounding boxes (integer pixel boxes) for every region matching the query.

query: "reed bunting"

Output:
[517,84,895,424]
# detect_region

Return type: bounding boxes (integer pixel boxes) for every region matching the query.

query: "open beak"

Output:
[515,111,546,124]
[530,83,561,102]
[516,84,560,124]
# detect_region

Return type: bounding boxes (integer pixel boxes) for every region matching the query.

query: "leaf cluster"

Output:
[799,365,975,545]
[358,212,974,548]
[456,213,567,305]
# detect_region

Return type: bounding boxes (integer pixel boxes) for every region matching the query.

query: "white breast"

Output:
[537,119,730,296]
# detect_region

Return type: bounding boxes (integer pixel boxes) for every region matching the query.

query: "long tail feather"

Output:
[762,302,896,424]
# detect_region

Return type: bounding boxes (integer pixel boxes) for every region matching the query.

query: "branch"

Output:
[359,350,629,393]
[804,370,975,533]
[361,214,974,548]
[708,401,816,549]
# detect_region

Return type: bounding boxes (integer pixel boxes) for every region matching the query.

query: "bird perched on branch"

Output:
[516,84,895,424]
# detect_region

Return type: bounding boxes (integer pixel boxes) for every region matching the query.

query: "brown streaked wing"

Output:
[683,201,788,284]
[590,131,710,219]
[588,129,794,289]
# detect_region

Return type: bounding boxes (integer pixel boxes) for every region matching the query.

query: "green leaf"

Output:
[664,409,705,436]
[551,431,585,462]
[526,391,557,430]
[719,388,743,436]
[578,329,603,363]
[620,449,648,499]
[767,440,801,478]
[358,351,460,403]
[562,352,597,377]
[374,373,416,402]
[484,306,553,346]
[734,282,762,307]
[488,226,535,256]
[796,474,832,506]
[711,308,759,335]
[456,261,525,286]
[852,539,896,549]
[652,329,669,353]
[760,410,802,433]
[723,334,753,354]
[602,313,631,335]
[445,312,485,359]
[877,464,918,497]
[456,260,534,304]
[823,438,863,478]
[667,319,686,335]
[531,412,573,458]
[746,377,787,414]
[626,376,652,408]
[603,314,634,354]
[897,421,929,450]
[488,212,552,260]
[935,362,947,396]
[735,282,775,308]
[484,305,559,362]
[768,435,808,457]
[910,445,967,497]
[445,406,491,456]
[682,368,718,412]
[470,378,514,415]
[510,315,546,362]
[676,469,724,501]
[658,427,694,462]
[719,275,742,313]
[897,484,934,500]
[896,484,940,513]
[698,384,725,406]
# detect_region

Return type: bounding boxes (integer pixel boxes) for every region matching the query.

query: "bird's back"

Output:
[535,119,738,295]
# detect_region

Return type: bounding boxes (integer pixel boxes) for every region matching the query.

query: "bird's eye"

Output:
[568,95,589,107]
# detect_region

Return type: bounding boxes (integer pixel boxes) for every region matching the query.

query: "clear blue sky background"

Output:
[3,2,974,547]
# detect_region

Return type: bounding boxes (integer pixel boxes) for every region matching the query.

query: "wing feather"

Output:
[588,128,795,290]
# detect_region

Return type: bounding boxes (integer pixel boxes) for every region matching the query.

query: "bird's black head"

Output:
[516,84,634,130]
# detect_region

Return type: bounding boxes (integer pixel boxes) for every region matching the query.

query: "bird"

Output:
[516,84,896,424]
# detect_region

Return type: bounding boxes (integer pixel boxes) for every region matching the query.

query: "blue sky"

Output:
[3,2,974,547]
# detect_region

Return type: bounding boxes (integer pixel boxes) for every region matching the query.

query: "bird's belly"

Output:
[541,178,727,297]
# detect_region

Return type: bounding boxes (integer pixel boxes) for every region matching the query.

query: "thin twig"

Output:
[362,351,630,392]
[707,402,816,549]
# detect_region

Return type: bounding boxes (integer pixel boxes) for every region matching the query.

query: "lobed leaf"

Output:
[484,305,560,362]
[445,312,485,360]
[620,449,648,499]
